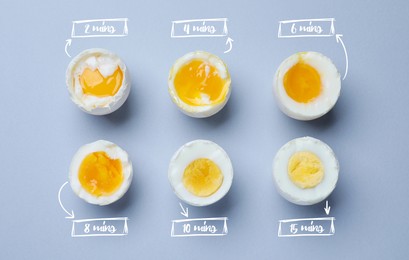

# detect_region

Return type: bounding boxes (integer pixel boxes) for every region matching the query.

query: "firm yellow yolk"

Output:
[283,61,322,103]
[183,158,223,197]
[174,59,228,106]
[288,151,324,189]
[79,66,123,97]
[78,151,123,196]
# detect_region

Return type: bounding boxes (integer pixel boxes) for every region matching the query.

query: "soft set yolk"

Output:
[78,151,123,196]
[183,158,223,197]
[288,151,324,189]
[79,66,123,97]
[283,61,322,103]
[174,59,227,106]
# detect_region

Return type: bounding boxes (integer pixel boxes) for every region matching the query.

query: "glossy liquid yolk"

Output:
[79,66,123,97]
[183,158,223,197]
[283,62,321,103]
[78,151,123,196]
[174,59,227,106]
[288,151,324,189]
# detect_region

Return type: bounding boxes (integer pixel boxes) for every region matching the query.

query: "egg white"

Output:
[168,51,231,118]
[272,136,339,205]
[273,52,341,120]
[69,140,133,206]
[66,48,131,115]
[168,140,233,206]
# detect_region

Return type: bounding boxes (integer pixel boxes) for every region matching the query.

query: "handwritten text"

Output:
[171,217,228,237]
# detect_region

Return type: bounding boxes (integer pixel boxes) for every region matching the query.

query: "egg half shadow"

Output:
[280,188,341,218]
[102,94,134,125]
[300,200,331,217]
[192,186,235,218]
[321,176,347,216]
[306,107,338,130]
[187,90,235,129]
[279,105,339,135]
[100,179,140,216]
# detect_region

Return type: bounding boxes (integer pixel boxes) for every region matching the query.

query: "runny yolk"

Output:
[79,66,123,97]
[288,151,324,189]
[183,158,223,197]
[78,151,123,196]
[174,59,228,106]
[283,61,322,103]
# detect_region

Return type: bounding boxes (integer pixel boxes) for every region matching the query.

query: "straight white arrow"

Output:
[324,200,331,215]
[179,202,189,218]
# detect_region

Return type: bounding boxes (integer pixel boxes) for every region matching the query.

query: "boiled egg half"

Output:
[168,51,231,118]
[66,48,131,115]
[273,52,341,120]
[168,140,233,206]
[272,137,339,205]
[69,140,133,206]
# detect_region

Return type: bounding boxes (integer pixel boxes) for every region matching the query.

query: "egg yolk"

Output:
[174,59,228,106]
[78,151,123,196]
[183,158,223,197]
[288,151,324,189]
[79,66,123,97]
[283,61,322,103]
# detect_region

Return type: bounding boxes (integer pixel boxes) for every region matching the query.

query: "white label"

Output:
[278,217,335,237]
[171,18,228,38]
[71,18,128,38]
[71,217,128,237]
[278,18,335,38]
[171,217,228,237]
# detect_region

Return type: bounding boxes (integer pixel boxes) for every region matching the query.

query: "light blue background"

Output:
[1,0,408,259]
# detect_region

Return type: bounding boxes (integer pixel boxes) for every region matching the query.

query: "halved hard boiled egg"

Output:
[273,52,341,120]
[69,140,133,206]
[168,51,231,118]
[66,48,131,115]
[168,140,233,206]
[272,137,339,205]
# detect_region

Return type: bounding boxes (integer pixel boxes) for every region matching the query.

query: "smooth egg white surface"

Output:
[69,140,133,206]
[273,52,341,120]
[66,48,131,115]
[168,51,231,118]
[272,136,339,205]
[168,140,233,206]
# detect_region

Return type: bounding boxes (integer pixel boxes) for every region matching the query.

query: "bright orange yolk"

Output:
[174,59,227,106]
[79,66,123,97]
[183,158,223,197]
[283,61,322,103]
[78,151,123,197]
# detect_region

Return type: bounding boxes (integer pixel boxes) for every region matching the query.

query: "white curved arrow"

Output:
[336,34,348,80]
[58,181,75,219]
[224,37,234,54]
[65,39,72,58]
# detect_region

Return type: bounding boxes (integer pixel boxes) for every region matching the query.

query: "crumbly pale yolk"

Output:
[288,151,324,189]
[79,66,123,97]
[78,151,123,196]
[174,59,227,106]
[183,158,223,197]
[283,61,322,103]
